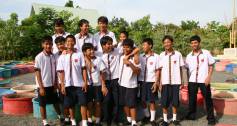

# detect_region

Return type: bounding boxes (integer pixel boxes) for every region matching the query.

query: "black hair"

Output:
[82,43,94,52]
[100,36,113,46]
[142,38,153,48]
[120,31,129,38]
[122,39,134,49]
[55,36,65,44]
[42,35,53,44]
[97,16,108,24]
[65,35,76,42]
[54,18,64,26]
[190,35,201,43]
[79,19,89,27]
[162,35,174,43]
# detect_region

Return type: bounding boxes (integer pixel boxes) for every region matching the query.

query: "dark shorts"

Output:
[119,86,137,107]
[141,82,158,103]
[38,86,59,107]
[87,85,103,103]
[64,86,87,108]
[161,84,180,108]
[103,79,119,105]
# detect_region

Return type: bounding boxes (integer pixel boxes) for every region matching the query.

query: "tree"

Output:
[108,17,130,40]
[181,20,200,30]
[65,0,74,8]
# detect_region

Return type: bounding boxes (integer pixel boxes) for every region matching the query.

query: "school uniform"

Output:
[93,31,117,56]
[185,49,215,121]
[86,57,106,103]
[56,51,87,108]
[159,50,184,108]
[34,51,59,107]
[74,33,96,52]
[52,32,70,54]
[139,52,159,103]
[118,55,141,107]
[100,48,120,122]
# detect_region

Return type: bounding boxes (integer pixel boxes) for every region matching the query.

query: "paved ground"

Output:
[0,71,237,126]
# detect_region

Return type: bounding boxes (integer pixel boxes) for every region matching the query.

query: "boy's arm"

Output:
[35,70,44,89]
[82,67,88,92]
[124,59,140,74]
[127,47,140,64]
[100,71,108,96]
[205,65,214,86]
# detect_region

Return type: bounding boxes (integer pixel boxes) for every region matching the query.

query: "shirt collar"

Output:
[99,30,109,36]
[165,49,175,56]
[78,32,89,39]
[43,51,53,56]
[143,51,154,57]
[54,32,66,37]
[191,49,203,56]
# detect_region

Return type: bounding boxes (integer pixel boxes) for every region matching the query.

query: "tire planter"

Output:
[180,85,204,106]
[11,85,36,93]
[211,83,237,91]
[2,93,34,115]
[225,64,237,73]
[2,69,11,78]
[0,79,12,87]
[0,67,5,78]
[213,91,237,115]
[11,68,19,76]
[215,62,228,72]
[0,89,15,108]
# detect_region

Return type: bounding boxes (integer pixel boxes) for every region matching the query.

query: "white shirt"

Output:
[94,31,117,56]
[138,52,159,82]
[56,51,86,87]
[52,32,70,54]
[86,57,106,86]
[74,33,96,52]
[185,49,215,83]
[101,48,120,80]
[159,50,184,85]
[119,55,141,88]
[34,52,56,87]
[55,51,62,84]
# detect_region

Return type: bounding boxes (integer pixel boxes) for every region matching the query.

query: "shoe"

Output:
[185,114,195,120]
[208,120,216,125]
[171,120,181,126]
[160,121,168,126]
[150,121,157,126]
[132,125,137,126]
[43,124,50,126]
[95,123,102,126]
[142,116,150,124]
[87,122,94,126]
[123,120,131,125]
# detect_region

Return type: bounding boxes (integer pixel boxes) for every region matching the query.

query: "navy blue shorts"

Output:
[64,86,87,108]
[119,86,137,108]
[161,85,180,108]
[37,86,59,107]
[87,85,103,103]
[141,82,158,103]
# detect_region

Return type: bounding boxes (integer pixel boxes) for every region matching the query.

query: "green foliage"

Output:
[65,0,74,8]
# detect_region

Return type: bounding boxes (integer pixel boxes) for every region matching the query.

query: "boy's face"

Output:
[190,40,200,51]
[123,45,132,55]
[84,48,95,58]
[80,23,89,33]
[55,25,64,34]
[66,38,75,49]
[142,42,152,53]
[98,22,107,31]
[163,39,173,50]
[102,41,113,53]
[42,41,53,53]
[56,42,66,52]
[119,33,127,42]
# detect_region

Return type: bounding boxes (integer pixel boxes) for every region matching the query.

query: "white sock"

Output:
[88,117,93,123]
[95,117,100,124]
[82,120,88,126]
[57,115,61,119]
[127,116,132,123]
[150,110,156,121]
[65,117,69,122]
[42,119,48,125]
[143,108,150,117]
[71,119,76,125]
[173,113,177,121]
[132,120,137,125]
[163,113,168,122]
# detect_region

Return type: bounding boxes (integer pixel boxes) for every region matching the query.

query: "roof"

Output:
[31,3,100,28]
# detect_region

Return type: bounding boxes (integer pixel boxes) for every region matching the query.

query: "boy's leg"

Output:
[171,85,180,122]
[124,106,131,123]
[94,86,103,124]
[94,102,101,124]
[38,88,49,126]
[187,82,198,119]
[64,87,76,126]
[40,106,48,125]
[161,85,169,123]
[130,107,137,126]
[87,86,94,124]
[126,87,138,126]
[150,102,156,122]
[148,82,158,123]
[111,79,119,122]
[102,81,113,124]
[141,82,150,120]
[77,87,88,126]
[81,105,88,126]
[69,107,76,126]
[87,102,93,123]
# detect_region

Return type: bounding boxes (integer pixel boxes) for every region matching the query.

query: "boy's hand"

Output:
[205,76,211,86]
[82,83,88,92]
[61,85,66,95]
[102,85,108,96]
[158,84,162,92]
[53,83,58,92]
[123,58,131,65]
[151,83,157,93]
[39,87,46,96]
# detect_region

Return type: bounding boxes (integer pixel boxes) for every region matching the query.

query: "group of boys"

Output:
[35,16,216,126]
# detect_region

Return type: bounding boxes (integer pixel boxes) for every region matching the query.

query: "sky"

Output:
[0,0,234,26]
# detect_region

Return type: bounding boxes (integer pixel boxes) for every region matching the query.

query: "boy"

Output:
[93,16,117,56]
[74,19,96,52]
[159,35,184,126]
[57,35,88,126]
[82,43,108,126]
[139,38,160,126]
[34,36,62,126]
[118,38,141,126]
[185,35,216,125]
[117,31,129,54]
[52,18,70,54]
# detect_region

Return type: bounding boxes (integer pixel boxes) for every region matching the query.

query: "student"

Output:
[74,19,96,52]
[93,16,117,56]
[139,38,160,126]
[159,35,184,126]
[117,31,129,54]
[57,35,88,126]
[52,18,70,54]
[185,35,216,125]
[82,43,108,126]
[34,36,62,126]
[54,36,71,125]
[118,38,141,126]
